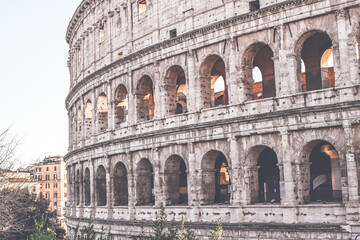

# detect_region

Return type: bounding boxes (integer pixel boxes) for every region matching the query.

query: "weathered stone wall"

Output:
[65,0,360,239]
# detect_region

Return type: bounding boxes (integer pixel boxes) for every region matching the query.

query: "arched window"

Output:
[84,167,91,206]
[300,32,335,91]
[85,100,92,138]
[77,107,82,140]
[201,150,230,205]
[114,85,128,127]
[257,147,280,203]
[97,93,108,132]
[199,55,228,108]
[136,159,154,205]
[309,141,342,202]
[164,155,188,205]
[136,76,154,121]
[243,43,276,100]
[113,162,128,206]
[96,165,107,206]
[164,66,187,115]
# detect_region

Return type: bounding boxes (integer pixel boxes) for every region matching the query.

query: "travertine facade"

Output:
[65,0,360,239]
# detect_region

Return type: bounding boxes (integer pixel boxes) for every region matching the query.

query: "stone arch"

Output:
[245,145,280,204]
[136,75,154,122]
[201,150,230,205]
[163,65,187,115]
[164,155,188,206]
[76,169,80,205]
[85,100,92,138]
[199,55,228,108]
[136,158,154,205]
[84,167,91,206]
[242,42,276,100]
[295,30,335,92]
[113,162,128,206]
[114,84,128,127]
[77,107,82,141]
[97,92,108,132]
[300,140,342,203]
[96,165,107,206]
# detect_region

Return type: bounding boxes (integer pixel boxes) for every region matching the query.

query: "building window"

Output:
[54,166,57,171]
[47,167,49,171]
[99,26,105,43]
[250,0,260,11]
[35,175,37,180]
[54,183,58,188]
[138,0,147,20]
[54,202,57,206]
[38,175,42,180]
[118,52,123,59]
[54,174,57,180]
[170,29,177,39]
[36,168,38,172]
[39,168,42,172]
[40,184,42,189]
[54,192,58,198]
[46,175,50,180]
[45,193,49,199]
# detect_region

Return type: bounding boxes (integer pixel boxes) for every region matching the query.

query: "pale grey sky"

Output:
[0,1,81,166]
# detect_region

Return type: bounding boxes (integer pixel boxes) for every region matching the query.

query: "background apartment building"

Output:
[32,156,67,228]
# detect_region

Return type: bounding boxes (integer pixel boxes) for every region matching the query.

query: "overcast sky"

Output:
[0,0,81,167]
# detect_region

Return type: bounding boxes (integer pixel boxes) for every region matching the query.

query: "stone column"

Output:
[152,148,164,206]
[81,97,86,146]
[153,61,162,119]
[128,71,136,126]
[335,9,351,87]
[79,162,84,217]
[66,165,72,211]
[127,152,136,220]
[187,142,200,221]
[106,156,113,219]
[187,142,198,206]
[343,120,359,223]
[107,82,114,132]
[276,24,291,96]
[228,136,241,205]
[285,53,300,94]
[186,50,197,113]
[280,129,296,205]
[68,111,73,152]
[90,159,96,219]
[228,38,240,105]
[91,89,97,143]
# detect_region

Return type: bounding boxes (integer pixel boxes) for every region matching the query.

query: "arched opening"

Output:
[84,167,91,206]
[97,93,108,132]
[136,159,154,205]
[113,162,128,206]
[199,55,228,108]
[114,85,128,127]
[136,76,154,121]
[164,155,188,206]
[243,43,276,100]
[201,150,230,205]
[76,169,80,206]
[96,165,107,206]
[164,66,187,115]
[300,32,335,91]
[77,107,82,141]
[257,147,280,203]
[85,100,92,138]
[309,141,342,202]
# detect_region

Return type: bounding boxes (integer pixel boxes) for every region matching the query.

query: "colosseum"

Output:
[65,0,360,239]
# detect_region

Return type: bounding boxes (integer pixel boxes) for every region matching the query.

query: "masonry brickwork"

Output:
[65,0,360,239]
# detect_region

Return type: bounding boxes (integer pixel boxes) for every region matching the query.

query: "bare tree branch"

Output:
[0,126,23,170]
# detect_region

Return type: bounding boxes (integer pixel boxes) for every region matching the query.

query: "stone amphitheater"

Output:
[64,0,360,239]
